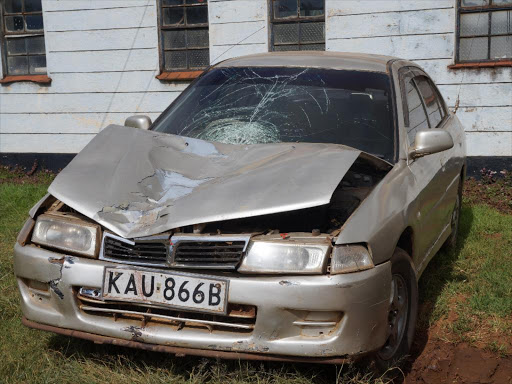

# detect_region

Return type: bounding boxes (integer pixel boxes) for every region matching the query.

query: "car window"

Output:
[403,76,429,145]
[415,76,443,128]
[152,67,396,162]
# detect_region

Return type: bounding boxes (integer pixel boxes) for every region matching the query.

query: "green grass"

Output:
[1,177,511,383]
[418,198,512,347]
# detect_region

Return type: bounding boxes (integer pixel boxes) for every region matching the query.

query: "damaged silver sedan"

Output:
[14,52,466,368]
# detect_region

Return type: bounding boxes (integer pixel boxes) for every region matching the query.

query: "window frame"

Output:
[0,0,48,79]
[269,0,326,52]
[156,0,210,76]
[456,0,512,64]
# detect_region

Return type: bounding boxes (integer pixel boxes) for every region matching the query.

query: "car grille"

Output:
[101,234,168,266]
[173,240,246,268]
[100,233,251,270]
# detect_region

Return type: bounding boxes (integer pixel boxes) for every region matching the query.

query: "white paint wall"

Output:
[0,0,186,153]
[0,0,510,156]
[326,0,512,157]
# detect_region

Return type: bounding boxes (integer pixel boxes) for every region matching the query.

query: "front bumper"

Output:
[14,242,392,360]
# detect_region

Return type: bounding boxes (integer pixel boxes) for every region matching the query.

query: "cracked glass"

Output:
[153,67,395,162]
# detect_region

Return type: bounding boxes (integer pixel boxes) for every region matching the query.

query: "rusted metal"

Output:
[22,317,351,365]
[79,304,255,330]
[156,71,203,81]
[227,304,256,319]
[16,218,35,246]
[448,60,512,69]
[0,75,52,84]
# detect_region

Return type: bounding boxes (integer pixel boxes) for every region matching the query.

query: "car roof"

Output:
[214,52,399,73]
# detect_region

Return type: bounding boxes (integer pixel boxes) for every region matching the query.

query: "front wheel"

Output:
[374,248,418,371]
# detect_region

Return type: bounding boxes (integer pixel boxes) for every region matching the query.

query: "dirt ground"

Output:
[401,328,512,383]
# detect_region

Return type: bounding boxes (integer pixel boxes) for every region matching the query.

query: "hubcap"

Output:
[378,274,409,361]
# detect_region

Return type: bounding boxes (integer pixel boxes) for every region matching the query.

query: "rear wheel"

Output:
[374,248,418,371]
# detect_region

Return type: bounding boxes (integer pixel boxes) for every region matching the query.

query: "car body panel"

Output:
[14,52,467,360]
[15,242,391,358]
[48,124,366,239]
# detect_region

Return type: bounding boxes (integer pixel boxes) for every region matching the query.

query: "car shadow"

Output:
[46,333,353,383]
[396,203,475,381]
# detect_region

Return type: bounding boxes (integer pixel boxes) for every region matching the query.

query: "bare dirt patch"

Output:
[463,170,512,214]
[403,335,512,383]
[0,165,55,185]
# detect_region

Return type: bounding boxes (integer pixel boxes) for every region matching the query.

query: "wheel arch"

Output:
[396,226,414,260]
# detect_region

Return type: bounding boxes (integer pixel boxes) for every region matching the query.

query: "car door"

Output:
[399,68,452,269]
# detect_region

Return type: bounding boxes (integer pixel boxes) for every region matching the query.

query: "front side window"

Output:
[152,67,395,162]
[1,0,46,76]
[403,75,429,145]
[457,0,512,62]
[270,0,325,52]
[414,76,444,128]
[158,0,209,72]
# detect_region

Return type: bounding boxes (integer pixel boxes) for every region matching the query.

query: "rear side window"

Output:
[415,76,444,128]
[404,77,429,145]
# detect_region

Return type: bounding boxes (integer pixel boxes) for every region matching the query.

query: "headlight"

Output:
[330,244,374,274]
[31,214,100,258]
[238,241,331,274]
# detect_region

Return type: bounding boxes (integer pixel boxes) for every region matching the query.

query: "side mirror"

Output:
[409,130,454,159]
[124,115,152,130]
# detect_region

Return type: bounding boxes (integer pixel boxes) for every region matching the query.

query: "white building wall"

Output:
[0,0,186,153]
[326,0,512,157]
[0,0,510,156]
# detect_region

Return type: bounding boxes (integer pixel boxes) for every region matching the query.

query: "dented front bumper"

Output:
[14,242,392,360]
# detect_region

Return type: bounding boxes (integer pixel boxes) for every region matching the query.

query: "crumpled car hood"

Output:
[49,125,362,238]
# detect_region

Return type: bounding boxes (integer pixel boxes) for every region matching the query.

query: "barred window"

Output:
[1,0,46,76]
[158,0,210,72]
[457,0,512,62]
[270,0,325,52]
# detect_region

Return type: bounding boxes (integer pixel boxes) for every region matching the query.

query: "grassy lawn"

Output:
[0,169,510,383]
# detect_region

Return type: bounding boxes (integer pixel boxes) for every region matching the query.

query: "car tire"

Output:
[442,178,463,251]
[374,247,418,371]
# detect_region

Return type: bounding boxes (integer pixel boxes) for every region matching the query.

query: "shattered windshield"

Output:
[152,67,395,162]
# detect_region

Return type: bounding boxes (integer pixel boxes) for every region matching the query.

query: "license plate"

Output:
[102,267,228,314]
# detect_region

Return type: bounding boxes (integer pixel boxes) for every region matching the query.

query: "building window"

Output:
[457,0,512,63]
[270,0,325,52]
[1,0,46,76]
[158,0,209,72]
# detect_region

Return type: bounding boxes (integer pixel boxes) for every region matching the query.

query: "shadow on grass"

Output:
[46,334,353,383]
[398,203,475,379]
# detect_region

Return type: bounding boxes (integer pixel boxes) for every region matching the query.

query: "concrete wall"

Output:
[0,0,510,157]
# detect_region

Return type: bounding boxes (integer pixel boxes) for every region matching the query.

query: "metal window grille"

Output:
[158,0,210,71]
[270,0,325,52]
[0,0,46,76]
[457,0,512,62]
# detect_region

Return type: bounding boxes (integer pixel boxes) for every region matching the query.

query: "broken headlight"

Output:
[31,214,100,258]
[238,241,330,274]
[330,244,374,274]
